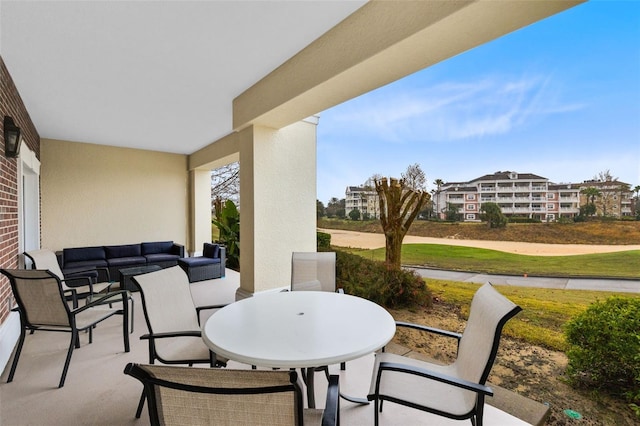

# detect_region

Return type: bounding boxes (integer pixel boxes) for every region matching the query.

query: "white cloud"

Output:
[323,73,587,143]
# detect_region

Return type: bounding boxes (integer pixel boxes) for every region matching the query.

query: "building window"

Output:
[466,204,476,210]
[547,204,554,210]
[466,214,476,220]
[546,214,555,221]
[547,193,554,199]
[467,194,476,200]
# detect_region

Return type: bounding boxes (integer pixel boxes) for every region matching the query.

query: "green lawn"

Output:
[348,244,640,279]
[417,280,640,351]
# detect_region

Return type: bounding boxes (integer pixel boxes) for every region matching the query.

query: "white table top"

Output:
[202,291,396,369]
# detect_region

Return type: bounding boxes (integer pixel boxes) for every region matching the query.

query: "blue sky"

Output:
[316,1,640,205]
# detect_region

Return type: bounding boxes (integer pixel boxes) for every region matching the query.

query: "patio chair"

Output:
[25,248,134,333]
[367,283,521,426]
[131,265,229,418]
[291,251,338,293]
[124,363,340,426]
[24,249,112,308]
[0,268,130,388]
[291,251,347,404]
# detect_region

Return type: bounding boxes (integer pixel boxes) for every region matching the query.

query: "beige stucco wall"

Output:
[41,139,189,251]
[238,122,317,295]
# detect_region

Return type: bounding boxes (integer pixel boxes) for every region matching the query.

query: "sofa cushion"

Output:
[107,256,147,267]
[141,241,174,255]
[203,243,220,259]
[63,246,106,263]
[178,257,220,267]
[104,244,141,259]
[144,253,180,263]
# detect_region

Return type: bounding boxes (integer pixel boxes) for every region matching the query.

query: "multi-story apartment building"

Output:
[344,171,634,222]
[345,186,380,219]
[578,179,634,217]
[432,171,633,222]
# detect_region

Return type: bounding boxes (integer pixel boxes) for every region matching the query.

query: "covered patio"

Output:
[0,270,548,425]
[1,1,582,423]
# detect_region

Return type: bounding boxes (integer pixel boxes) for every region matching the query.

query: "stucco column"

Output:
[189,169,212,256]
[236,120,317,298]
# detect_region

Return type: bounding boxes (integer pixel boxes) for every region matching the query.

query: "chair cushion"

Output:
[104,244,142,259]
[63,246,106,263]
[203,243,220,259]
[145,253,180,263]
[142,241,174,255]
[179,257,220,267]
[107,256,147,267]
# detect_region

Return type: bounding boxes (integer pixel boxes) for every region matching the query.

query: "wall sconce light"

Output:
[4,116,22,158]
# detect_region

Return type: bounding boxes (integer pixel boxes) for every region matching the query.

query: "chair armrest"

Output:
[195,304,229,325]
[196,303,228,313]
[140,330,202,340]
[72,290,128,313]
[395,321,462,341]
[376,361,493,397]
[61,275,93,288]
[61,276,95,295]
[321,374,340,426]
[65,266,111,283]
[171,243,185,257]
[219,246,226,273]
[95,267,111,282]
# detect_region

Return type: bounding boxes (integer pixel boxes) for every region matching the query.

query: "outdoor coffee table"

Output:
[119,265,162,292]
[202,291,396,408]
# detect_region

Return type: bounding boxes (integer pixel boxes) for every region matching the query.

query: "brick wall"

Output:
[0,56,40,325]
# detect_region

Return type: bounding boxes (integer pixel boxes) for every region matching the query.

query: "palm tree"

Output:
[580,187,601,216]
[433,179,444,218]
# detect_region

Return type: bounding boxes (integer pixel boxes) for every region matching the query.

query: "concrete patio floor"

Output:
[0,269,547,425]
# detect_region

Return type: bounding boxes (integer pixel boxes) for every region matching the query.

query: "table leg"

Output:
[305,367,316,409]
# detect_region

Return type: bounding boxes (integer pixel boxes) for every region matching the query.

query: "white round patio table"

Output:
[202,291,396,407]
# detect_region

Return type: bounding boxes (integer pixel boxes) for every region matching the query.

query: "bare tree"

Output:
[401,163,426,191]
[593,170,620,216]
[211,162,239,213]
[364,174,383,189]
[375,177,430,271]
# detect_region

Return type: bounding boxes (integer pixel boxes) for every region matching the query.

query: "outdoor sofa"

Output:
[57,241,185,281]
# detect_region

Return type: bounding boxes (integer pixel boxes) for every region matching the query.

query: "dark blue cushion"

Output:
[203,243,220,259]
[145,253,180,263]
[179,257,220,267]
[63,247,106,263]
[142,241,174,255]
[65,259,108,270]
[104,244,141,259]
[107,256,146,267]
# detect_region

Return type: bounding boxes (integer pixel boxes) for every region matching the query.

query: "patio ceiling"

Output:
[0,1,366,154]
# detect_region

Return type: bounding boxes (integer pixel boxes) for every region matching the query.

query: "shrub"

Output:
[335,250,431,308]
[565,297,640,412]
[317,231,331,250]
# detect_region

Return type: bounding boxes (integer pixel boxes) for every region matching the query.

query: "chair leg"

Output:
[129,295,134,333]
[135,391,146,419]
[374,399,380,426]
[122,296,130,352]
[7,326,26,383]
[59,330,78,388]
